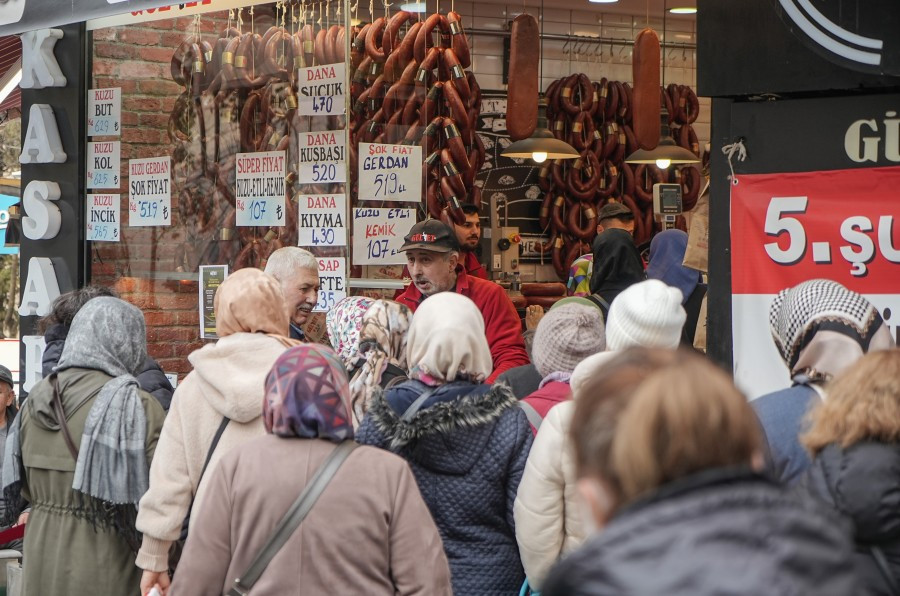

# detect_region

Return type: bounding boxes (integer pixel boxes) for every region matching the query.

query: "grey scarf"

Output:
[3,297,149,547]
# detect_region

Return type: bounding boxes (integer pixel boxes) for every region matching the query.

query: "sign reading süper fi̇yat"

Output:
[351,208,415,265]
[298,63,345,116]
[357,143,422,202]
[128,156,171,227]
[87,87,121,137]
[314,257,347,313]
[86,140,120,189]
[298,193,346,247]
[235,151,286,227]
[298,130,346,184]
[86,193,119,242]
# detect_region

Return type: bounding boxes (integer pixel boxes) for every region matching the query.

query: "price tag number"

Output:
[89,119,111,135]
[366,238,391,259]
[372,173,406,198]
[138,200,159,220]
[316,290,337,311]
[311,96,334,113]
[312,228,335,245]
[311,163,338,182]
[87,223,118,241]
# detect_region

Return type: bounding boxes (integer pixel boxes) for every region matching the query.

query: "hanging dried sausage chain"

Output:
[167,18,349,273]
[536,72,704,280]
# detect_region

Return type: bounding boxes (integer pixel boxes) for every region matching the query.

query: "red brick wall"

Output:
[90,14,225,376]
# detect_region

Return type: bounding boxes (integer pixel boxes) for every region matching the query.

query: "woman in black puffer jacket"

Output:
[358,292,532,595]
[542,348,860,596]
[803,349,900,596]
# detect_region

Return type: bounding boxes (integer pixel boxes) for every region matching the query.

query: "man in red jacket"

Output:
[396,219,529,383]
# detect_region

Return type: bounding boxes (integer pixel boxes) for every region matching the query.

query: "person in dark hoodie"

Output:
[0,364,20,550]
[357,292,533,595]
[587,227,645,319]
[543,348,860,596]
[38,286,174,410]
[803,349,900,595]
[645,229,706,346]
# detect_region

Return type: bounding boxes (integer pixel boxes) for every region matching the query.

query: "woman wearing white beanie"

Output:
[514,280,686,591]
[605,279,687,351]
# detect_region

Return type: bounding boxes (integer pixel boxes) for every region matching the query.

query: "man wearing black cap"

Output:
[595,202,635,237]
[396,219,529,383]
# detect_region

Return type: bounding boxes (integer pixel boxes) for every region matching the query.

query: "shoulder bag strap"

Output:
[517,401,544,431]
[50,373,79,461]
[871,545,900,596]
[180,417,231,541]
[227,440,358,596]
[400,385,440,423]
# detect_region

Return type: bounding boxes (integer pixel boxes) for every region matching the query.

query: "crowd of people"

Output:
[0,213,897,595]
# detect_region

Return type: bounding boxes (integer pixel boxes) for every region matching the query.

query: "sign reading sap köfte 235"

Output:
[0,0,188,36]
[698,0,900,97]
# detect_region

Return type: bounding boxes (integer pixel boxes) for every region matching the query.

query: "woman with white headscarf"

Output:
[2,297,166,595]
[752,279,895,484]
[357,292,533,596]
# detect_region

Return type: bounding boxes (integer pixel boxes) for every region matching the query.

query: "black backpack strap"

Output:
[180,416,231,540]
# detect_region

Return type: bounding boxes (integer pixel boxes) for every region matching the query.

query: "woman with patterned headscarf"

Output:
[358,292,533,596]
[170,344,451,595]
[348,300,413,426]
[752,279,895,484]
[325,296,376,374]
[1,296,166,595]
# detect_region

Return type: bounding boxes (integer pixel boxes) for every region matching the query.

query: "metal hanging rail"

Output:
[467,27,697,52]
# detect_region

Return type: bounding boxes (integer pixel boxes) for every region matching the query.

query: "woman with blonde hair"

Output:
[803,349,900,595]
[542,348,859,595]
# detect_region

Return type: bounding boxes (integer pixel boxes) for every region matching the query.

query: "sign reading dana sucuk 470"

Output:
[730,165,900,398]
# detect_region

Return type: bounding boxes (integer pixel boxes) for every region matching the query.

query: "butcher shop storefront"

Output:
[9,0,706,389]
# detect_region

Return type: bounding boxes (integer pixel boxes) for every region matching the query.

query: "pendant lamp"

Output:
[501,97,579,163]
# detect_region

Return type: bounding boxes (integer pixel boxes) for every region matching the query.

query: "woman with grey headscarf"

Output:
[1,296,166,595]
[751,279,895,484]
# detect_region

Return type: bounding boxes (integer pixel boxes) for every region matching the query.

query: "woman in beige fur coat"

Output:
[136,268,299,594]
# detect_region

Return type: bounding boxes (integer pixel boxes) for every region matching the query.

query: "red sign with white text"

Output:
[731,166,900,295]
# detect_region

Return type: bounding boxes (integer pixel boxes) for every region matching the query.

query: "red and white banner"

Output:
[731,166,900,398]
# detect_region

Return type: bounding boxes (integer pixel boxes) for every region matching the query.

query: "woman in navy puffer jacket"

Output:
[358,292,532,595]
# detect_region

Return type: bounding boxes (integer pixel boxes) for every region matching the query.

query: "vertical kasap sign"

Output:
[730,166,900,398]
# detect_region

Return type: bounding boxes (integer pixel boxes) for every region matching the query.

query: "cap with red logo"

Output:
[399,219,461,253]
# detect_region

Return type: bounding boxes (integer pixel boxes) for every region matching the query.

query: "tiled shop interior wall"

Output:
[88,7,707,375]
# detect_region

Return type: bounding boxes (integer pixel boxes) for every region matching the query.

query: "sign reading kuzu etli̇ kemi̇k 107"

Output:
[730,165,900,399]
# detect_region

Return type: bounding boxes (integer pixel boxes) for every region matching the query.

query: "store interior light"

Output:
[399,3,428,12]
[588,0,619,3]
[669,7,697,14]
[625,108,700,168]
[502,97,580,162]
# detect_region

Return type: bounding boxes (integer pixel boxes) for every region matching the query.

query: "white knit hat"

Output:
[606,279,686,350]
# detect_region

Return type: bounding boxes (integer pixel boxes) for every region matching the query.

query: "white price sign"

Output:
[235,151,287,227]
[352,208,416,265]
[87,141,120,189]
[298,130,346,184]
[298,63,345,116]
[314,257,347,313]
[86,193,120,242]
[358,143,422,202]
[128,156,171,227]
[87,87,121,137]
[298,193,347,247]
